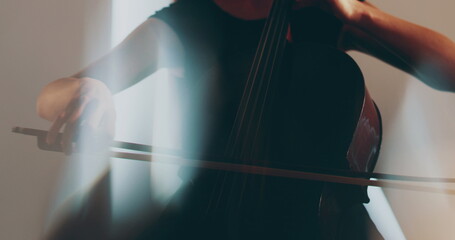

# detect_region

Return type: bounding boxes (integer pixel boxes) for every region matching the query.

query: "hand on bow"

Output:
[37,77,116,154]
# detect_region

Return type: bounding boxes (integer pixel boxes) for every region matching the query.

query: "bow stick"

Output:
[12,126,455,194]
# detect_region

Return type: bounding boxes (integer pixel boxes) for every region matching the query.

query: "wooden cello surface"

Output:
[147,0,383,237]
[134,41,382,239]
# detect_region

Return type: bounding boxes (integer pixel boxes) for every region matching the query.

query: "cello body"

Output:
[137,1,383,239]
[142,42,382,240]
[228,41,383,239]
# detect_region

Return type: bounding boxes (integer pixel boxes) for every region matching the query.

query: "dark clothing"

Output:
[153,0,342,67]
[152,0,343,159]
[139,1,383,239]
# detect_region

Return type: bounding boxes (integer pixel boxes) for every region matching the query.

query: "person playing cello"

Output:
[37,0,455,239]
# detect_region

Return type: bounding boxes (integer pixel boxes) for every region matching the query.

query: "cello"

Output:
[162,0,383,238]
[206,0,381,238]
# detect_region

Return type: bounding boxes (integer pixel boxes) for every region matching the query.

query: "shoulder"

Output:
[150,0,211,22]
[148,0,216,38]
[131,17,180,47]
[129,17,184,70]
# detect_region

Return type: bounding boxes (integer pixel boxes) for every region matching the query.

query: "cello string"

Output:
[226,0,284,154]
[244,0,289,169]
[229,0,285,212]
[211,0,287,212]
[234,0,289,162]
[222,0,290,214]
[242,0,285,160]
[235,0,283,209]
[252,0,291,151]
[236,0,292,212]
[243,0,289,166]
[249,0,292,212]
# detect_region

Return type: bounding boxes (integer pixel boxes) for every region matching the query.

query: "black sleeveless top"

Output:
[151,0,343,159]
[152,0,342,72]
[139,2,360,239]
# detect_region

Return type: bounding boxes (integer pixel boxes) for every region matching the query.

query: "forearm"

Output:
[71,47,157,93]
[72,17,182,93]
[72,21,161,93]
[345,2,455,91]
[37,18,182,121]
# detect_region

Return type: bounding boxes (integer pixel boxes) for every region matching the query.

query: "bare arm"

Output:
[333,0,455,92]
[36,17,183,147]
[38,17,183,120]
[72,17,184,93]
